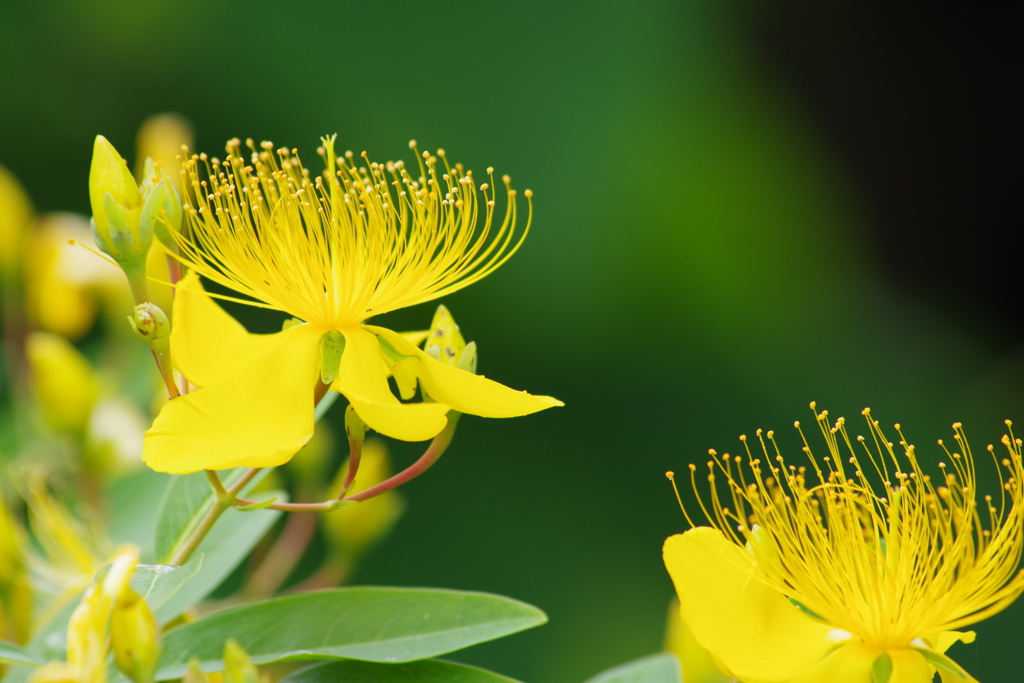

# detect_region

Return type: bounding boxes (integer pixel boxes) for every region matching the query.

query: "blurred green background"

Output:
[1,1,1020,681]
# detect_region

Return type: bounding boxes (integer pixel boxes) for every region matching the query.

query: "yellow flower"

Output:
[663,406,1024,683]
[663,598,733,683]
[0,498,32,644]
[143,137,561,474]
[0,163,33,285]
[25,332,100,435]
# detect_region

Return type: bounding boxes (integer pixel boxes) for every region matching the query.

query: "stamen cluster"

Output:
[173,137,530,328]
[678,405,1024,649]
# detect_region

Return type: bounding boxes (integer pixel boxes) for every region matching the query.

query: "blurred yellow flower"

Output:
[0,163,33,285]
[25,332,100,435]
[322,438,404,562]
[143,138,561,473]
[29,548,140,683]
[663,407,1024,683]
[0,498,32,644]
[24,213,125,340]
[135,113,193,191]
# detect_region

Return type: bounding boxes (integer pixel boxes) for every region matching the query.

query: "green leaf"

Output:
[107,467,173,562]
[153,468,267,564]
[130,556,203,612]
[278,659,522,683]
[154,587,547,680]
[582,653,681,683]
[0,640,42,667]
[154,493,283,624]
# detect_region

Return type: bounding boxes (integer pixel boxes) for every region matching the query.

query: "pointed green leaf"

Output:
[0,640,41,667]
[278,659,521,683]
[107,467,173,562]
[871,652,893,683]
[154,588,547,680]
[582,653,681,683]
[912,647,975,682]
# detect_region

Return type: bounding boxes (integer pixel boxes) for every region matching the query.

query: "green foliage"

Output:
[0,641,40,668]
[154,588,547,680]
[279,659,522,683]
[128,555,202,613]
[582,654,681,683]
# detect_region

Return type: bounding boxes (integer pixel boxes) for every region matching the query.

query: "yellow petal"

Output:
[331,327,450,442]
[933,631,975,655]
[369,326,563,417]
[663,527,837,683]
[143,325,321,473]
[787,642,876,683]
[170,271,282,388]
[663,597,733,683]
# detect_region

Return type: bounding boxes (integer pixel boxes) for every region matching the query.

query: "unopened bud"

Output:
[25,332,99,434]
[183,659,209,683]
[424,304,466,367]
[128,302,170,355]
[110,584,160,683]
[89,135,150,301]
[223,639,262,683]
[139,158,183,250]
[456,341,477,374]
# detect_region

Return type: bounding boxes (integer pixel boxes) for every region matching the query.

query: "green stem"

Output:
[233,413,460,512]
[170,468,260,566]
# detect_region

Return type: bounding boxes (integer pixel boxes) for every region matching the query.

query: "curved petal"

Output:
[368,326,563,417]
[663,528,838,683]
[171,271,282,387]
[143,325,321,473]
[331,327,450,442]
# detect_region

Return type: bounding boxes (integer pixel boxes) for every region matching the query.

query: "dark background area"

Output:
[1,1,1020,680]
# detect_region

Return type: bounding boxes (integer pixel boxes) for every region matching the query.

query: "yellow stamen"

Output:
[677,405,1024,650]
[170,137,531,329]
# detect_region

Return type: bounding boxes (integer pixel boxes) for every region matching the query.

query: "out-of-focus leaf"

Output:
[582,654,682,683]
[154,587,547,680]
[153,468,267,564]
[278,659,522,683]
[107,467,171,561]
[0,640,41,667]
[154,493,283,624]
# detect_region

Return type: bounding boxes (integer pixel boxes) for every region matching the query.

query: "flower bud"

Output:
[222,639,262,683]
[423,304,466,367]
[139,158,183,250]
[0,163,33,284]
[110,584,160,683]
[182,659,209,683]
[89,136,150,301]
[25,332,100,434]
[128,302,170,356]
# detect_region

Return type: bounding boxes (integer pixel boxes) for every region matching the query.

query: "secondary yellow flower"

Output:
[663,406,1024,683]
[143,137,561,473]
[0,162,33,285]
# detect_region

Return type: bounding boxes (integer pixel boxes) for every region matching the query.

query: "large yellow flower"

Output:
[143,138,561,474]
[663,406,1024,683]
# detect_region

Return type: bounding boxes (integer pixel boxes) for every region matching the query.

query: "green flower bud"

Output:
[127,302,170,356]
[89,136,148,262]
[139,158,183,250]
[423,304,465,367]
